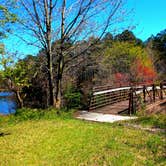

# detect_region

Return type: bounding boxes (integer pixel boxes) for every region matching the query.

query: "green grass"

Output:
[130,114,166,129]
[0,109,165,166]
[119,112,166,129]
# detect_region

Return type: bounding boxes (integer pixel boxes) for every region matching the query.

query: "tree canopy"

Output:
[0,1,17,38]
[146,29,166,80]
[103,41,156,84]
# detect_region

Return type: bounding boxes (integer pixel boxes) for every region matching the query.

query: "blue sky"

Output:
[2,0,166,56]
[129,0,166,40]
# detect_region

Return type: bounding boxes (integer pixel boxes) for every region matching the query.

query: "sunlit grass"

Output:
[0,109,165,165]
[119,111,166,129]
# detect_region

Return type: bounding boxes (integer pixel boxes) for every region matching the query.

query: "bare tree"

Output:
[16,0,57,106]
[14,0,130,108]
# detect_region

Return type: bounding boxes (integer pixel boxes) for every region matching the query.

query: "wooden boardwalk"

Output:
[89,82,166,115]
[91,98,166,115]
[91,100,129,115]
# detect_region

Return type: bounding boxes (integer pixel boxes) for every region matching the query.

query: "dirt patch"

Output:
[123,123,165,133]
[145,99,166,114]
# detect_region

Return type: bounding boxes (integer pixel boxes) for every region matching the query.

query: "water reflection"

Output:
[0,92,16,115]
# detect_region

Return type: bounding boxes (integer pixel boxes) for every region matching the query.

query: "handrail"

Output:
[89,81,166,114]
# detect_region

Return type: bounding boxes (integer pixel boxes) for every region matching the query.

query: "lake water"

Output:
[0,92,16,115]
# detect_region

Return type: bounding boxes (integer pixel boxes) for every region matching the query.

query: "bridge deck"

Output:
[91,100,129,115]
[91,97,165,115]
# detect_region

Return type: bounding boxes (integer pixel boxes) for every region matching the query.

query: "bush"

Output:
[64,85,82,109]
[14,108,46,121]
[0,108,76,126]
[6,108,74,123]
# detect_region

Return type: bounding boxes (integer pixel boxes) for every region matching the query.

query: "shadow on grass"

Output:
[0,132,11,137]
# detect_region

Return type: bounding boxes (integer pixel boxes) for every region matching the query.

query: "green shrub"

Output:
[64,85,82,109]
[14,108,45,121]
[4,107,75,124]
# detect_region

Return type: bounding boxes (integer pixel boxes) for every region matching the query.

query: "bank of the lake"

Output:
[0,92,16,115]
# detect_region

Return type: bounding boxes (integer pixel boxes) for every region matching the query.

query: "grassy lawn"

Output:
[0,109,165,166]
[117,111,166,130]
[124,114,166,129]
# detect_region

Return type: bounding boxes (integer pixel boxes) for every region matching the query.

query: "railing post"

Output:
[143,85,146,103]
[152,84,155,102]
[128,91,131,115]
[131,88,134,114]
[128,89,131,115]
[128,88,133,115]
[160,83,163,100]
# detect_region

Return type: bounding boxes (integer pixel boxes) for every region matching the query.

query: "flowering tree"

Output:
[103,41,156,85]
[132,58,156,84]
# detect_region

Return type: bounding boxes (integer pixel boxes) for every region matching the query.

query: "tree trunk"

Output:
[55,57,64,109]
[55,76,62,109]
[44,0,55,107]
[47,51,55,106]
[15,91,23,108]
[54,0,66,109]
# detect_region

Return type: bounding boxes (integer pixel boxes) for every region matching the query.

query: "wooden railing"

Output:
[89,82,166,114]
[89,86,130,110]
[128,82,166,114]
